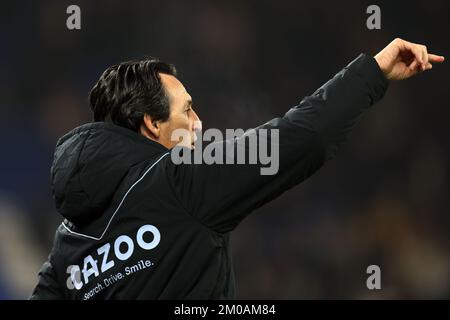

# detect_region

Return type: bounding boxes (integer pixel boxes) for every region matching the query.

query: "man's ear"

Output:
[140,114,160,139]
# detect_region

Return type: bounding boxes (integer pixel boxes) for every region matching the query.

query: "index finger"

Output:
[428,54,445,63]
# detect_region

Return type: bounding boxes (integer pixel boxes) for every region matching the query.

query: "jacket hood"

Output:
[51,122,168,225]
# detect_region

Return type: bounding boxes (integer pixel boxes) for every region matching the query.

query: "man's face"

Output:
[151,73,201,149]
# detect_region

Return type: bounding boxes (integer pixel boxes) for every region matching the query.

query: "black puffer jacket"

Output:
[30,54,388,299]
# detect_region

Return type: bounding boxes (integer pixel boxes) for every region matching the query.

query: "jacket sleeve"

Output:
[164,54,389,233]
[29,256,64,300]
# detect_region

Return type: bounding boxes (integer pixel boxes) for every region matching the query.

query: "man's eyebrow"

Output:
[184,99,192,108]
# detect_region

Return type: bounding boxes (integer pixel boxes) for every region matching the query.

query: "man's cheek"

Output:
[170,128,192,148]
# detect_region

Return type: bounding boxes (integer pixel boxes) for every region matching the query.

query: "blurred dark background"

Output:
[0,0,449,299]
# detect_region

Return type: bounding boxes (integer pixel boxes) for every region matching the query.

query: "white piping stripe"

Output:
[61,152,170,241]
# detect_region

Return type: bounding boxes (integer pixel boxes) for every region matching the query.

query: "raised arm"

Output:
[165,38,444,233]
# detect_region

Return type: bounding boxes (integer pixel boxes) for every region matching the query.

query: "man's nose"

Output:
[191,111,202,131]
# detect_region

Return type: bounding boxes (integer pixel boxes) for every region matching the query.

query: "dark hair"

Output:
[89,58,177,132]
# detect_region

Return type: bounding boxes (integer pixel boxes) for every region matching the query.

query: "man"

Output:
[31,38,444,299]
